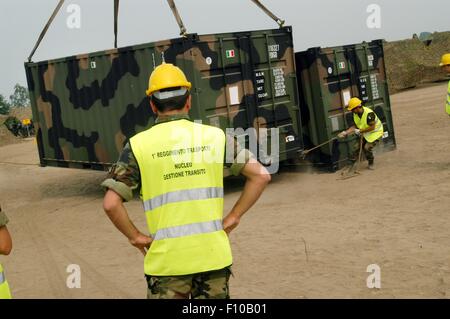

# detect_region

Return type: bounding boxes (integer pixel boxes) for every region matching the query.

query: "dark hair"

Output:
[150,87,190,112]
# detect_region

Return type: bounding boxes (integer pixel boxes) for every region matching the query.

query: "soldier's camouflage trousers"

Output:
[146,266,232,299]
[350,138,380,165]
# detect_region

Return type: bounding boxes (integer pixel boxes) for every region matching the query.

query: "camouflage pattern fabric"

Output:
[101,114,252,201]
[146,266,232,299]
[350,138,379,164]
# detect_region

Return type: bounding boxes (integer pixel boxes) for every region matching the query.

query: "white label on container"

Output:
[370,74,380,99]
[229,86,239,105]
[383,131,389,139]
[255,71,267,99]
[90,61,96,69]
[343,90,351,107]
[268,44,279,59]
[286,135,295,143]
[368,55,374,67]
[273,67,286,97]
[205,57,212,65]
[328,67,333,74]
[330,116,340,132]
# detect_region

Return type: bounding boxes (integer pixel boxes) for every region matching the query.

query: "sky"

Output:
[0,0,448,96]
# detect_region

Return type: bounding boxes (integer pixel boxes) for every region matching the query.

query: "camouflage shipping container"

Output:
[25,27,303,171]
[295,39,396,170]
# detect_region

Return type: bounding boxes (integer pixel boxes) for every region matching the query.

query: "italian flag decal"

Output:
[226,50,235,58]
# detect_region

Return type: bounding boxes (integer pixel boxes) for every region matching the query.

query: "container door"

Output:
[192,28,302,166]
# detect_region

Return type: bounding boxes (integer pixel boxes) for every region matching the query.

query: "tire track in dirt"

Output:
[28,218,134,298]
[23,221,70,298]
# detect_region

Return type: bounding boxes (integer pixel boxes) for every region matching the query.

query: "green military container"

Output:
[25,27,303,171]
[295,39,396,170]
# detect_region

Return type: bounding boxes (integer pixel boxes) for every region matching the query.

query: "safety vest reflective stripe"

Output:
[151,220,223,241]
[354,106,384,142]
[143,187,224,212]
[130,119,232,276]
[0,271,5,285]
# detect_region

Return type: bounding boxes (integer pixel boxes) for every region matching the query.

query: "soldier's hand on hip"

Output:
[223,214,241,235]
[129,233,153,255]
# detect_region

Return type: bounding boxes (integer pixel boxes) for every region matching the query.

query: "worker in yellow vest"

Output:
[440,53,450,116]
[0,205,12,299]
[338,97,384,170]
[102,63,270,299]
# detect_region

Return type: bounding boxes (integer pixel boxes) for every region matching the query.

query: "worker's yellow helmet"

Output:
[347,97,363,111]
[145,63,192,97]
[440,53,450,67]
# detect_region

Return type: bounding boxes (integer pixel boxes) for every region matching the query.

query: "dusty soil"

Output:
[0,83,449,299]
[384,31,450,93]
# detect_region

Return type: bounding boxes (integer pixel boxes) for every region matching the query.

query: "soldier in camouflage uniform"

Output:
[102,63,270,299]
[338,97,384,170]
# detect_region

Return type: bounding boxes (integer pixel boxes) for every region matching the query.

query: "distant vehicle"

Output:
[3,116,35,138]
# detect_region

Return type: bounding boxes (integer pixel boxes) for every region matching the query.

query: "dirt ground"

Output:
[0,83,449,299]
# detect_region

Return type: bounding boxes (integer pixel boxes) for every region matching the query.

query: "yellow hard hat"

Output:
[440,53,450,67]
[145,63,192,97]
[347,97,362,111]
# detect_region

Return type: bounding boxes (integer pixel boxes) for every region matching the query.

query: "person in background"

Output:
[338,97,384,170]
[439,53,450,116]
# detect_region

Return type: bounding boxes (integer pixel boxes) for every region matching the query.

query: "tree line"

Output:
[0,84,31,115]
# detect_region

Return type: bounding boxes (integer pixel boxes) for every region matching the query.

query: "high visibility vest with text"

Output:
[354,106,384,143]
[446,80,450,116]
[130,119,232,276]
[0,263,12,299]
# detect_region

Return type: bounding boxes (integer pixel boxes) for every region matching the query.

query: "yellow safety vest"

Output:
[130,119,232,276]
[0,263,12,299]
[353,106,384,143]
[446,80,450,116]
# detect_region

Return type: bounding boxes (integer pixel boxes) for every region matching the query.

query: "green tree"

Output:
[0,94,10,115]
[9,84,30,108]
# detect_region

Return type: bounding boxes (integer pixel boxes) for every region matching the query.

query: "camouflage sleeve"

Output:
[367,112,376,125]
[224,134,255,176]
[0,207,9,227]
[100,142,141,202]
